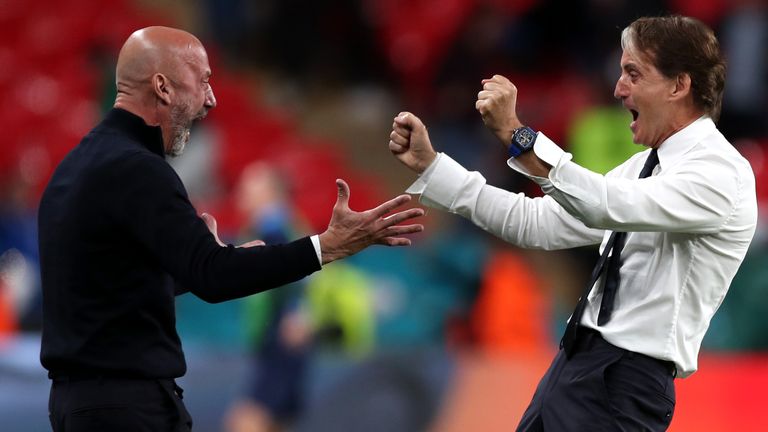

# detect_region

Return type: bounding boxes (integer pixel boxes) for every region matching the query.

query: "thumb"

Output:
[201,213,226,247]
[238,239,266,248]
[394,111,418,130]
[334,179,350,209]
[396,112,427,141]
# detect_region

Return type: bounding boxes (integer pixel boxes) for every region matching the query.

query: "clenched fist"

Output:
[475,75,523,146]
[388,112,437,174]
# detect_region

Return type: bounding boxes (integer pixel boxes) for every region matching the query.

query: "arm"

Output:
[388,113,603,250]
[113,154,424,303]
[539,150,743,233]
[475,74,744,233]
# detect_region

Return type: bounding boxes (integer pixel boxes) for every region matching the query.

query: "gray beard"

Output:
[168,103,192,157]
[169,126,190,157]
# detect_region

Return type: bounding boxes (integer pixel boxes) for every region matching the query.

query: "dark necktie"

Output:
[560,148,659,358]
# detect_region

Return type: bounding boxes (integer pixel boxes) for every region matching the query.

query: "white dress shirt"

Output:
[310,235,322,265]
[407,117,757,377]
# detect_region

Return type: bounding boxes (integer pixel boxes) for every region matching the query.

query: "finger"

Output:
[334,179,350,210]
[475,99,488,112]
[492,74,510,84]
[380,223,425,236]
[238,239,266,248]
[392,122,411,137]
[379,208,425,227]
[378,237,413,246]
[369,194,412,218]
[389,130,409,146]
[389,140,406,154]
[477,90,495,100]
[481,75,505,85]
[482,81,506,92]
[201,212,216,232]
[394,112,420,130]
[201,213,226,247]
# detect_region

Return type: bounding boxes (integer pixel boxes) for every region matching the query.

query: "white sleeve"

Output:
[517,134,744,233]
[406,152,604,250]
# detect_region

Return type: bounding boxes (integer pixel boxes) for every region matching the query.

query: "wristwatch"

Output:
[508,126,537,158]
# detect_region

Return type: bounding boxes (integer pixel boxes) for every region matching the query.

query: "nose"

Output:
[205,85,217,109]
[614,75,629,100]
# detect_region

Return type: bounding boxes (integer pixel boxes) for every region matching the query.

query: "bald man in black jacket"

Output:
[39,26,424,432]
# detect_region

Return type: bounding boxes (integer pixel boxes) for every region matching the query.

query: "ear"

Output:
[152,73,172,105]
[670,73,691,101]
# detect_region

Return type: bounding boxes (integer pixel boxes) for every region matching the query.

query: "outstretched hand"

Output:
[201,213,266,248]
[389,112,437,174]
[319,179,425,264]
[476,74,523,145]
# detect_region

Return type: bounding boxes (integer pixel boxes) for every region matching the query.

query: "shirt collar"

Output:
[656,115,716,171]
[100,108,166,157]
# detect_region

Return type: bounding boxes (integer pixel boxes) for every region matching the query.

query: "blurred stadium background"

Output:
[1,0,768,430]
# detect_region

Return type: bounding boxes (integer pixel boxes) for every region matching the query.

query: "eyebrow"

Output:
[622,62,641,72]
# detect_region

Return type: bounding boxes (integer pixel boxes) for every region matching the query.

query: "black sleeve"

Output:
[109,152,321,303]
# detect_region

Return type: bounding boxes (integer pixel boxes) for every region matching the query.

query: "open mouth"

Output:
[630,109,639,121]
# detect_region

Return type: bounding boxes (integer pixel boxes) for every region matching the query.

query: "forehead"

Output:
[179,44,211,75]
[620,49,641,68]
[619,48,658,74]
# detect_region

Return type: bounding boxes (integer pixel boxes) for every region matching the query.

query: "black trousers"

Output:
[48,377,193,432]
[517,327,676,431]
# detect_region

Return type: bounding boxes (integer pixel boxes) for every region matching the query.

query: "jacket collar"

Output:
[101,108,166,157]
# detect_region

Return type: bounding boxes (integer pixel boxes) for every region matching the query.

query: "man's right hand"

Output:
[389,112,437,174]
[319,179,425,265]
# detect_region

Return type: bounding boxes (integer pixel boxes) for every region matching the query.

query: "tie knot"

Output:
[639,149,659,179]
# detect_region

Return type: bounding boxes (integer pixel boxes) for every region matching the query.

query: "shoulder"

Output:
[687,129,755,182]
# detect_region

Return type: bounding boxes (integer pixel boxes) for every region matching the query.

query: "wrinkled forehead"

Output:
[619,48,663,78]
[172,42,211,76]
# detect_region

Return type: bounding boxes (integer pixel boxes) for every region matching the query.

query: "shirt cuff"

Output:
[506,132,572,191]
[310,234,323,266]
[404,152,477,212]
[405,153,443,195]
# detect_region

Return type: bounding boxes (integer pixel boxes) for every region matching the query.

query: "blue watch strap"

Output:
[508,142,525,158]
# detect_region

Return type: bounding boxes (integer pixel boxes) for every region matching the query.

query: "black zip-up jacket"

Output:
[39,108,320,379]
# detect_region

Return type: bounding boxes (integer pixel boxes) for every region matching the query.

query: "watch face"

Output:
[516,128,535,146]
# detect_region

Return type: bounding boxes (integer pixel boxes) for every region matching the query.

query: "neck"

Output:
[114,95,159,126]
[653,106,704,149]
[114,94,171,153]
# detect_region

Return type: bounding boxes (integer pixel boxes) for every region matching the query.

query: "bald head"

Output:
[116,26,204,91]
[114,26,216,156]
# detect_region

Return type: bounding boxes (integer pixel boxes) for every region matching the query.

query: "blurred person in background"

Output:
[389,15,756,431]
[224,162,368,432]
[223,162,313,432]
[0,157,42,337]
[39,26,425,432]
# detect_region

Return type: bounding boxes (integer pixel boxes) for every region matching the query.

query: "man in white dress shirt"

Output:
[388,15,757,431]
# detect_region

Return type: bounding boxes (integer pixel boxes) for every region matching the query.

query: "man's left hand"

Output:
[318,179,424,264]
[476,75,523,146]
[201,213,266,248]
